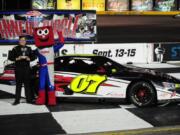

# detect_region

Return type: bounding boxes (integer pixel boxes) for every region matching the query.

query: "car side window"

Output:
[92,57,120,75]
[67,58,95,73]
[55,57,70,71]
[55,57,96,73]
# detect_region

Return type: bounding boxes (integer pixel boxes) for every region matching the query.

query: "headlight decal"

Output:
[175,84,180,89]
[162,82,176,89]
[155,81,180,90]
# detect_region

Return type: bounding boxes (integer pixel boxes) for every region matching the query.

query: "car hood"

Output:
[124,66,180,83]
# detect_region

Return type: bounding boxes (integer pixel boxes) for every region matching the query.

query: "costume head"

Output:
[34,26,55,48]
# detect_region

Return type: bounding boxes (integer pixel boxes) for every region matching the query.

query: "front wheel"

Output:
[128,81,156,107]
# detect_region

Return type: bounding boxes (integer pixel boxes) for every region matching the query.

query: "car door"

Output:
[90,57,130,98]
[54,56,101,97]
[54,56,129,99]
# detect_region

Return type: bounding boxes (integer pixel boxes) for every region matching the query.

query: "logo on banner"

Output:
[26,11,43,24]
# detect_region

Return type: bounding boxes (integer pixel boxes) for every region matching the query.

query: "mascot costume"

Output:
[34,26,64,105]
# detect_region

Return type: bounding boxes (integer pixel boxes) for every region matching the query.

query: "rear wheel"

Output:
[128,81,156,107]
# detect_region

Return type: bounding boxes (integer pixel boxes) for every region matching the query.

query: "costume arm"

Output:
[53,31,64,53]
[53,43,64,53]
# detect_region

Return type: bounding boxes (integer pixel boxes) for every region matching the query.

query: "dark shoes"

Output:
[12,101,20,105]
[27,99,36,104]
[12,99,35,105]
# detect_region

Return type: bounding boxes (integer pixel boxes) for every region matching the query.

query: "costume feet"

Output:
[48,91,56,106]
[36,91,45,105]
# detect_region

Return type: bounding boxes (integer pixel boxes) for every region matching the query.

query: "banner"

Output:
[32,0,56,9]
[0,10,97,44]
[107,0,129,11]
[153,44,180,62]
[82,0,105,11]
[132,0,153,11]
[57,0,81,10]
[154,0,176,11]
[60,43,152,64]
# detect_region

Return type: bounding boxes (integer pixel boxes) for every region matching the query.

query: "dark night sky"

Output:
[1,0,31,10]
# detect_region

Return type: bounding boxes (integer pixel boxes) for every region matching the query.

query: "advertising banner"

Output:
[154,0,177,11]
[0,10,97,44]
[0,43,153,68]
[132,0,153,11]
[57,0,81,10]
[32,0,56,9]
[107,0,129,11]
[60,43,152,64]
[154,43,180,62]
[82,0,105,11]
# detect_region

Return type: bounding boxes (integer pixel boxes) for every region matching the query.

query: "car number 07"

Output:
[70,74,107,94]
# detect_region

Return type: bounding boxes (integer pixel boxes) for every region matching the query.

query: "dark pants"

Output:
[15,66,32,103]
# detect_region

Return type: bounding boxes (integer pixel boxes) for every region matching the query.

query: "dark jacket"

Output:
[8,45,36,67]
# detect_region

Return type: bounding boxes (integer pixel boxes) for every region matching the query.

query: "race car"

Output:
[0,55,180,107]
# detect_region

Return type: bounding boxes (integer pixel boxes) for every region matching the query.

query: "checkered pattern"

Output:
[0,63,180,134]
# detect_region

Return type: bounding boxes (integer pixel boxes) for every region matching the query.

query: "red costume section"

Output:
[34,26,55,47]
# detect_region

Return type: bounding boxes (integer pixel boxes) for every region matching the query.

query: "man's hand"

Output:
[16,56,23,61]
[26,56,30,61]
[21,56,27,59]
[16,56,30,61]
[22,56,30,61]
[57,31,64,44]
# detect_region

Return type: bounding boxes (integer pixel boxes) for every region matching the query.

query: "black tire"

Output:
[128,81,156,107]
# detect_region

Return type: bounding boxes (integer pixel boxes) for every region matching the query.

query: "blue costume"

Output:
[37,44,63,91]
[35,44,64,105]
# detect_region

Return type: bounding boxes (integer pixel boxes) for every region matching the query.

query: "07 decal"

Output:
[70,74,107,94]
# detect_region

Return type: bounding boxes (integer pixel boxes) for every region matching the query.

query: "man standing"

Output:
[8,36,37,105]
